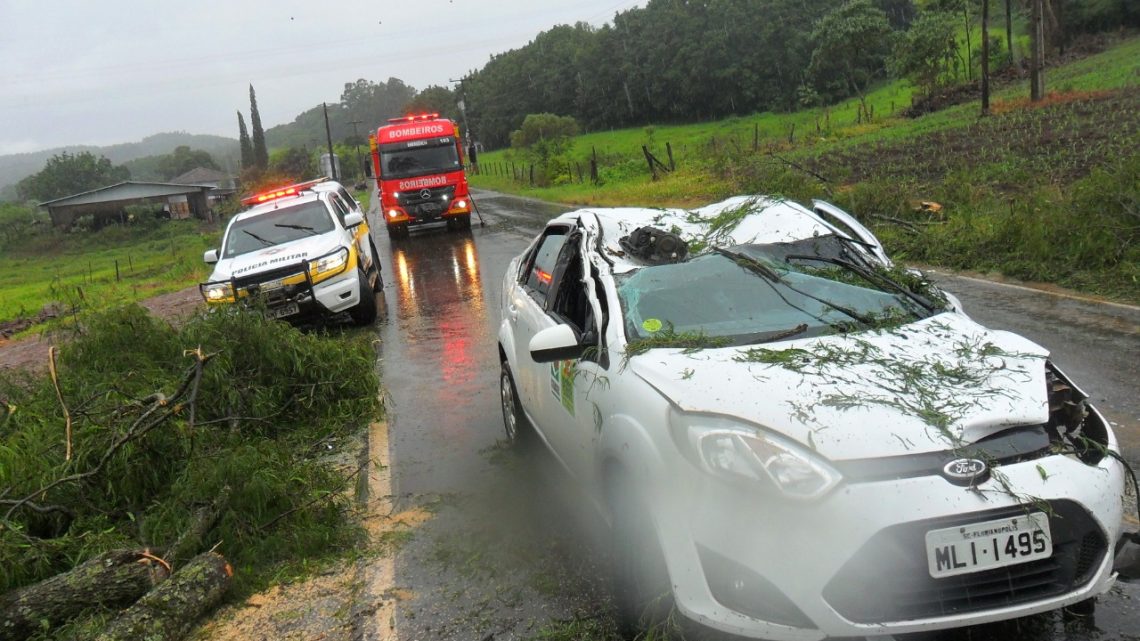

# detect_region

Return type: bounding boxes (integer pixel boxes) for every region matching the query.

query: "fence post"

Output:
[529,164,534,186]
[115,259,120,282]
[575,162,583,183]
[642,145,657,181]
[666,142,675,171]
[591,147,599,184]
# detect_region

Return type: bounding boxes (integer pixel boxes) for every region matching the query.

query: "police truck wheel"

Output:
[349,269,378,325]
[368,239,384,292]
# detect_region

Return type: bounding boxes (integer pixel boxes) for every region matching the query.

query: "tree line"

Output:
[458,0,1137,149]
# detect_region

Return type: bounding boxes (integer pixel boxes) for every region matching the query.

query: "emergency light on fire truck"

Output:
[387,113,440,123]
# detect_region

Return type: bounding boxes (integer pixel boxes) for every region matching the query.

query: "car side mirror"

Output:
[529,324,585,363]
[344,212,365,228]
[363,160,373,179]
[204,248,219,264]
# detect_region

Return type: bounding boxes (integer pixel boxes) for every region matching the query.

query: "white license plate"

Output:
[925,512,1052,578]
[269,303,300,319]
[261,278,286,291]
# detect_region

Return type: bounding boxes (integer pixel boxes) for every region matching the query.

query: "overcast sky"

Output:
[0,0,642,155]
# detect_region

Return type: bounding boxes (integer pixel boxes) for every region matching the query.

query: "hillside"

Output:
[470,35,1140,303]
[0,132,239,199]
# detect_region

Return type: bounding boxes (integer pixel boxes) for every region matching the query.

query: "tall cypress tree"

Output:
[249,84,269,169]
[237,111,253,170]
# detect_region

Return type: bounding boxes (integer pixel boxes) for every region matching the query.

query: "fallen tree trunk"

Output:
[95,551,231,641]
[0,549,169,641]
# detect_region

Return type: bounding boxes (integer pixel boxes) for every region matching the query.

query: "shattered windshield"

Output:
[222,201,336,258]
[616,238,944,345]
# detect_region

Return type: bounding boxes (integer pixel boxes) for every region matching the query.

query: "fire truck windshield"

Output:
[380,141,460,179]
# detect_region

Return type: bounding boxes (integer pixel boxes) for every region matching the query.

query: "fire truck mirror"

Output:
[363,159,373,178]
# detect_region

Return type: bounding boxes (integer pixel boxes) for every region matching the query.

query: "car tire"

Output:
[349,268,378,325]
[368,239,384,292]
[500,361,531,447]
[609,474,673,640]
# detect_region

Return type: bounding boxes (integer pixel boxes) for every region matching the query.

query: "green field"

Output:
[0,218,217,327]
[470,36,1140,302]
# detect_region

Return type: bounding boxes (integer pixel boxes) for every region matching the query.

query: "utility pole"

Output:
[1030,0,1045,101]
[322,102,338,181]
[449,77,473,152]
[349,119,365,182]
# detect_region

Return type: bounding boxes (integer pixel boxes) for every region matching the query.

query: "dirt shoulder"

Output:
[0,286,203,373]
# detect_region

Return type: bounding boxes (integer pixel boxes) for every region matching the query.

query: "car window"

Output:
[337,187,359,211]
[616,250,917,345]
[521,228,568,304]
[222,201,335,258]
[327,194,349,226]
[547,234,610,365]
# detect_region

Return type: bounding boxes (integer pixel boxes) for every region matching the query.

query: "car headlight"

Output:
[671,409,841,500]
[310,247,349,277]
[202,282,233,302]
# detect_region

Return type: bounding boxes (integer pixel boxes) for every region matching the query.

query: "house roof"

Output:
[39,181,214,207]
[171,167,231,184]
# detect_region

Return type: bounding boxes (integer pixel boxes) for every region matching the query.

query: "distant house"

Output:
[40,181,215,229]
[170,167,237,205]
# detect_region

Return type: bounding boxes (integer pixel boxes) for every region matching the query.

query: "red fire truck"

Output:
[369,113,472,239]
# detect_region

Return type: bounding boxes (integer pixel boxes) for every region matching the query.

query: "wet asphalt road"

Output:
[366,190,1139,641]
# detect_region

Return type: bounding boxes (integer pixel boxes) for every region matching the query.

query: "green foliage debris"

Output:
[0,304,381,612]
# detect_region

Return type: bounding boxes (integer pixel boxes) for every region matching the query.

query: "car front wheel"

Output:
[500,361,530,447]
[348,268,378,325]
[610,475,673,639]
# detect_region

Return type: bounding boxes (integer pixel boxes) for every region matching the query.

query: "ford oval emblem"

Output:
[941,458,990,486]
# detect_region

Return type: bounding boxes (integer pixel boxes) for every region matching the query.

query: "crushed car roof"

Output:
[552,196,837,273]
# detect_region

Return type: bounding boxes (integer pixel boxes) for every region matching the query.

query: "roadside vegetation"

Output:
[0,203,217,332]
[472,34,1140,303]
[0,304,381,639]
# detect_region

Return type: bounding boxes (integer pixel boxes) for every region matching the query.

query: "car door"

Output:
[329,192,374,273]
[538,236,611,482]
[508,225,570,426]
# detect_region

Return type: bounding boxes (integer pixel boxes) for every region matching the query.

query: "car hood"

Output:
[208,234,343,282]
[629,313,1050,461]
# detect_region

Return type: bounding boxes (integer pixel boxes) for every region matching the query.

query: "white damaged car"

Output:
[496,196,1130,640]
[200,179,383,325]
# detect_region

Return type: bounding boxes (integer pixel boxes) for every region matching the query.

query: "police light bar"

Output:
[386,113,440,124]
[241,177,330,206]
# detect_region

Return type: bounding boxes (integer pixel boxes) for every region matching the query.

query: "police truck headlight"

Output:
[203,283,233,302]
[310,247,350,278]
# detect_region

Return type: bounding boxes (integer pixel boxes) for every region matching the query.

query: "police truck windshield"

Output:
[380,140,460,179]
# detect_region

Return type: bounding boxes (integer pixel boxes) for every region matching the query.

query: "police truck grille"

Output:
[821,500,1106,623]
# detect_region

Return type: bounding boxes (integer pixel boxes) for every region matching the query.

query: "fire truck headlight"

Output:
[456,200,467,209]
[388,209,400,219]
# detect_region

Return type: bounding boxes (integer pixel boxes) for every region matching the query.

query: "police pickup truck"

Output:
[199,178,383,324]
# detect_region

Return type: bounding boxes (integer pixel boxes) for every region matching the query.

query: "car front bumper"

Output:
[202,262,362,319]
[654,445,1125,640]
